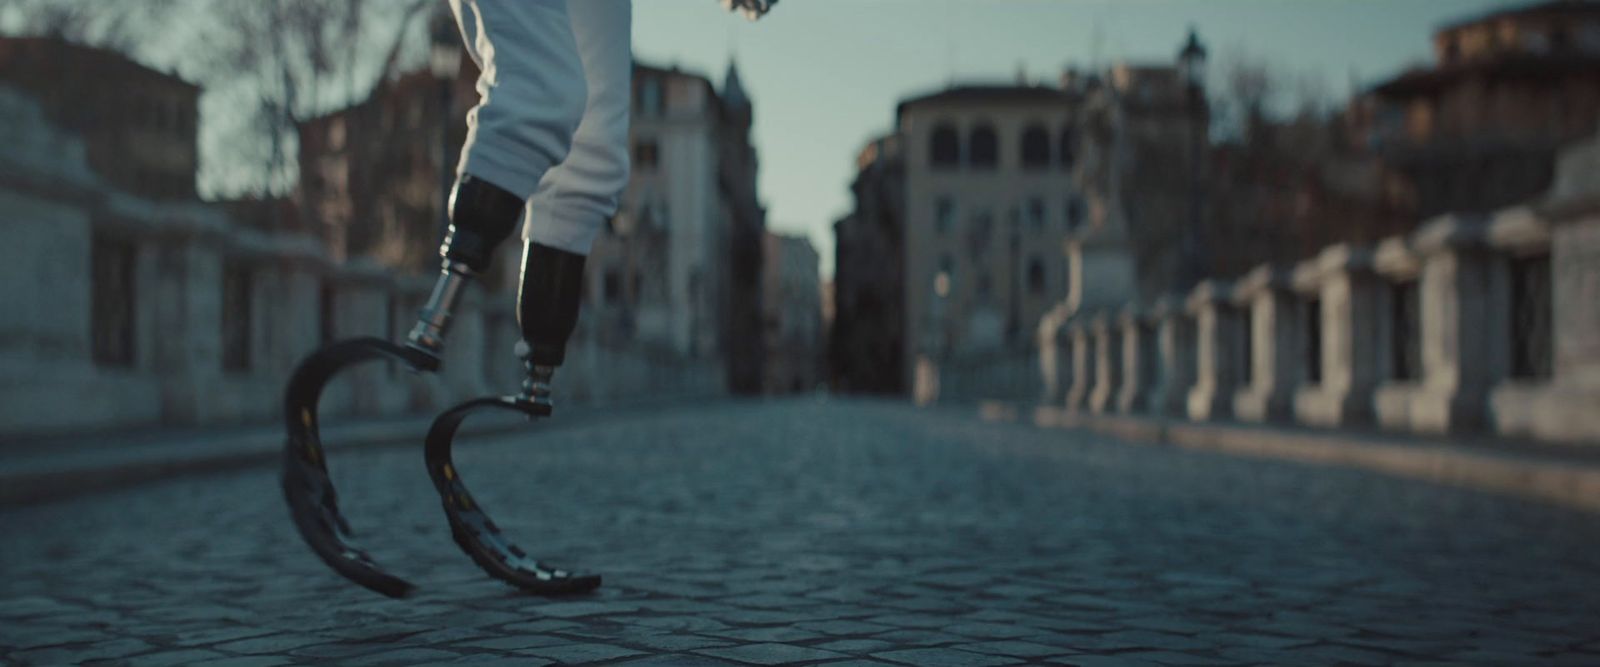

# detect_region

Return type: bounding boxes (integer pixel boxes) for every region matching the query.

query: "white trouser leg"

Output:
[450,0,588,202]
[524,0,633,256]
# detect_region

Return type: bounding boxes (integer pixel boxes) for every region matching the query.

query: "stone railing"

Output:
[925,347,1040,405]
[0,167,721,439]
[1040,134,1600,445]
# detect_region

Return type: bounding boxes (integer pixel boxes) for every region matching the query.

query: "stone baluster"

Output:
[1146,295,1194,418]
[1116,305,1155,414]
[1231,264,1297,423]
[1089,312,1122,414]
[1371,234,1425,433]
[1186,280,1238,422]
[1291,244,1381,427]
[1064,318,1097,412]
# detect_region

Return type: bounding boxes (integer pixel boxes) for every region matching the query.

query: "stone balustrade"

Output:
[0,182,724,439]
[1031,132,1600,445]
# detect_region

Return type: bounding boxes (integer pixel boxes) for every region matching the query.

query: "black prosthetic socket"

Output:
[443,174,525,273]
[517,241,587,368]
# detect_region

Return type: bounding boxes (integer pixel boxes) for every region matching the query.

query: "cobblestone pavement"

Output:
[4,398,1600,666]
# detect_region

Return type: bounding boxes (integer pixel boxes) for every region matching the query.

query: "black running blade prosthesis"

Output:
[282,337,432,598]
[282,336,597,597]
[426,396,601,595]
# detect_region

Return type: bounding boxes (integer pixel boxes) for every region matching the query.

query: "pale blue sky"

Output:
[3,0,1511,277]
[632,0,1508,277]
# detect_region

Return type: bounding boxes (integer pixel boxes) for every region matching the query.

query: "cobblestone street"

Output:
[3,399,1599,666]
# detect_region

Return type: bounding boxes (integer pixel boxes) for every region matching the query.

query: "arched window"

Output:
[1021,125,1051,169]
[970,123,998,168]
[930,123,960,167]
[1059,124,1076,170]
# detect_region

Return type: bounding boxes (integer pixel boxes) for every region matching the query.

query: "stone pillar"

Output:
[149,219,227,427]
[1371,234,1424,433]
[1394,216,1497,434]
[1146,295,1193,418]
[1089,313,1122,414]
[1064,319,1097,412]
[1485,205,1593,441]
[1292,244,1382,428]
[1231,265,1297,423]
[1116,305,1154,414]
[1186,280,1238,422]
[1518,133,1600,442]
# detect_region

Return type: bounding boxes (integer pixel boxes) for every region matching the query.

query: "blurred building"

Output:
[297,59,476,274]
[1355,0,1600,218]
[715,64,769,394]
[0,35,199,200]
[761,232,821,394]
[585,63,766,372]
[896,84,1085,390]
[831,134,906,394]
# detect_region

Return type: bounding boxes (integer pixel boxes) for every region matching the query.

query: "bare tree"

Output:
[0,0,181,50]
[191,0,433,220]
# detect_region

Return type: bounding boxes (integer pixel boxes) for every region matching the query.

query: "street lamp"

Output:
[1177,27,1208,289]
[430,10,464,245]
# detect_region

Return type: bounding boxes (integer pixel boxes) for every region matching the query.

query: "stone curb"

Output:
[989,403,1600,515]
[0,419,520,509]
[0,396,715,509]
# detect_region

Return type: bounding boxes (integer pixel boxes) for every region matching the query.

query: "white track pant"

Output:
[450,0,632,256]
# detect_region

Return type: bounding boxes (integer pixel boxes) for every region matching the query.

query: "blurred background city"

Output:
[2,0,1596,444]
[4,2,1600,665]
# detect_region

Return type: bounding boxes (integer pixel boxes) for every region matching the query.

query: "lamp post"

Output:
[1177,27,1208,289]
[430,11,464,245]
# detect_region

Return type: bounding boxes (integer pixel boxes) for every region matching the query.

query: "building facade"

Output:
[897,86,1086,391]
[830,135,906,394]
[1355,0,1600,219]
[297,60,477,275]
[762,232,821,394]
[298,57,768,392]
[0,35,199,200]
[584,63,765,373]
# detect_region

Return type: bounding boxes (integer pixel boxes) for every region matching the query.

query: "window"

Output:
[385,294,398,376]
[968,211,993,259]
[935,197,955,234]
[1021,125,1050,169]
[930,123,959,167]
[1027,197,1046,231]
[1026,258,1046,294]
[91,236,137,368]
[1389,279,1421,381]
[1304,297,1322,384]
[639,77,664,115]
[222,265,253,373]
[1060,124,1076,170]
[634,139,660,170]
[1239,305,1254,385]
[1509,254,1552,379]
[970,123,998,168]
[1065,195,1086,232]
[603,269,623,304]
[319,281,336,344]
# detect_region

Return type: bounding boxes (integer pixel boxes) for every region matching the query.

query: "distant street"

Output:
[3,399,1599,666]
